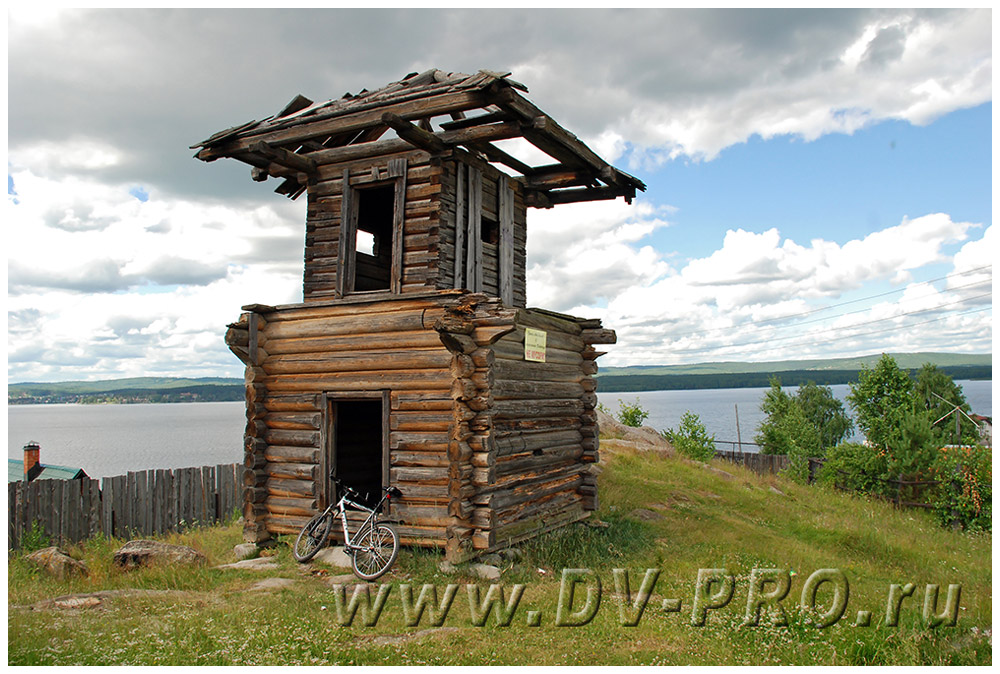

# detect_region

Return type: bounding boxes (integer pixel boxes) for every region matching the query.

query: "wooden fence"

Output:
[8,463,241,550]
[713,450,826,483]
[713,449,789,476]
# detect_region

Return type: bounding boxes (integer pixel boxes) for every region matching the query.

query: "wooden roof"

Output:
[192,69,645,206]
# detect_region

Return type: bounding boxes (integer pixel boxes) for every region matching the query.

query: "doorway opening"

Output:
[327,397,386,507]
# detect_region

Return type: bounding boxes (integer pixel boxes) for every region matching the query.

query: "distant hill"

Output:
[8,377,244,405]
[598,352,991,377]
[596,353,991,393]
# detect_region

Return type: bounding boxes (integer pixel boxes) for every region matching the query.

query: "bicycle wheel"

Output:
[351,522,399,580]
[293,512,333,562]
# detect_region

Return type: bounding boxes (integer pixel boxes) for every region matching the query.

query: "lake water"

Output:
[598,380,993,450]
[7,381,992,477]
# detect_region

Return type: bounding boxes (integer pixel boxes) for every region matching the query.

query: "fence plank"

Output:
[8,463,241,549]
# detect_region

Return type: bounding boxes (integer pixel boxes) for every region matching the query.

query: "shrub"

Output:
[818,442,889,496]
[615,398,650,428]
[931,444,992,531]
[20,520,51,553]
[667,410,716,461]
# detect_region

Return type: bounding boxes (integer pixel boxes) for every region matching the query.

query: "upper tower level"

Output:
[193,69,645,306]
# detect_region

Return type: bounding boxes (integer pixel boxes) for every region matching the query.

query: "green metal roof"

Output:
[8,459,87,483]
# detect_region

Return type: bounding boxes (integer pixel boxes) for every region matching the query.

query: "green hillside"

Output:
[598,352,991,377]
[8,439,991,665]
[9,377,242,396]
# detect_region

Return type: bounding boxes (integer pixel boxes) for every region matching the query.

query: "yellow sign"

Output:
[524,328,547,362]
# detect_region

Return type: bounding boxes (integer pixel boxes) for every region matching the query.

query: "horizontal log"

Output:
[267,476,319,498]
[493,379,584,401]
[263,394,321,412]
[392,451,450,468]
[494,429,583,457]
[390,412,453,432]
[493,417,583,433]
[264,428,319,448]
[493,473,585,512]
[266,495,319,517]
[264,462,319,481]
[266,370,453,393]
[264,412,322,430]
[262,350,452,375]
[390,466,449,484]
[496,445,584,478]
[493,359,583,383]
[493,398,585,420]
[264,330,442,355]
[263,307,446,340]
[580,328,616,345]
[265,445,320,464]
[390,430,450,450]
[517,309,583,335]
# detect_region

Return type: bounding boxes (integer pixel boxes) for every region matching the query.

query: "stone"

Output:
[629,508,664,522]
[497,548,522,562]
[248,577,297,591]
[312,546,353,568]
[233,543,259,560]
[437,560,459,574]
[769,486,786,496]
[26,547,89,579]
[326,573,360,585]
[113,540,207,569]
[469,563,501,580]
[707,466,735,481]
[477,553,503,566]
[214,558,280,571]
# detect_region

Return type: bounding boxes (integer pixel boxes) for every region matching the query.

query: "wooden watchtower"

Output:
[193,69,645,559]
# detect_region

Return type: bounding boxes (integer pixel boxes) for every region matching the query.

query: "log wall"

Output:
[304,150,443,301]
[228,292,612,559]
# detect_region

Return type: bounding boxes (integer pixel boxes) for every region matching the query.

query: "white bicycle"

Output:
[292,475,401,580]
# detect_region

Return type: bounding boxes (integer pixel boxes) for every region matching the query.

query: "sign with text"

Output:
[524,328,547,362]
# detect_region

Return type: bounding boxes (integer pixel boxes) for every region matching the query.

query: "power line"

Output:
[665,298,992,356]
[674,264,992,339]
[742,278,991,335]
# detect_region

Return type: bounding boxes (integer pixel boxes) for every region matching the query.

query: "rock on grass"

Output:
[113,540,207,569]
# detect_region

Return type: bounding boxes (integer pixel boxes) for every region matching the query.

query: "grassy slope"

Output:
[9,377,242,395]
[8,443,991,665]
[598,352,992,377]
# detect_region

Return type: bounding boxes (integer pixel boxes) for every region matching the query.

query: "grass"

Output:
[8,442,992,665]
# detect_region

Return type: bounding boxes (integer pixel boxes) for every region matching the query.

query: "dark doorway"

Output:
[329,398,385,506]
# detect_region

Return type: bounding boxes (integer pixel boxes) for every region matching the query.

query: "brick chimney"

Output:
[23,442,42,482]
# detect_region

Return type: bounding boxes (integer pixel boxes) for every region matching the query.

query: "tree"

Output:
[847,354,916,451]
[794,381,853,451]
[755,378,851,456]
[915,364,978,446]
[667,411,716,461]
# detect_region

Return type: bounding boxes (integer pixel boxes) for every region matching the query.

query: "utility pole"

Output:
[735,404,742,453]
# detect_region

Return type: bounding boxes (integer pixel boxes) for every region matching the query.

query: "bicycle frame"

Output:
[334,492,382,552]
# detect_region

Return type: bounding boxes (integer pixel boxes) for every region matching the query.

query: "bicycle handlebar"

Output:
[330,473,402,501]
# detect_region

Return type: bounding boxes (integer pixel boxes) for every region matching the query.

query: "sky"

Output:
[6,8,994,382]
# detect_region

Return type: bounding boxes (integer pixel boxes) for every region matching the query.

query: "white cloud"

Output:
[552,212,991,366]
[7,168,305,381]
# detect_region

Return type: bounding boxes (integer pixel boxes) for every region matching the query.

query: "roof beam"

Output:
[196,90,488,162]
[491,87,645,191]
[249,140,317,175]
[301,120,525,170]
[469,141,536,176]
[382,112,448,153]
[525,185,636,208]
